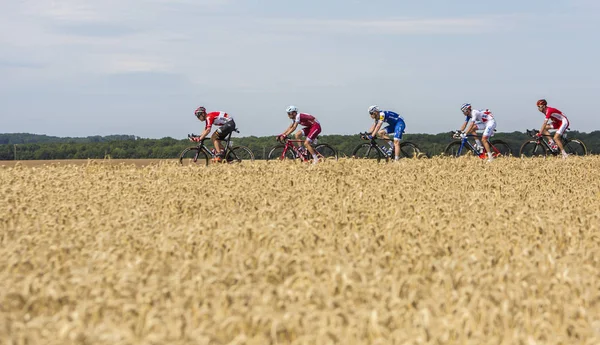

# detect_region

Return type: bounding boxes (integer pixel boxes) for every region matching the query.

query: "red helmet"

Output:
[194,106,206,117]
[536,99,547,107]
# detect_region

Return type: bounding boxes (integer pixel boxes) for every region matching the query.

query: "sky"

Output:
[1,0,599,138]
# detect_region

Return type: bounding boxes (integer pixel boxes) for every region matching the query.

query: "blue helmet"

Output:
[460,103,471,113]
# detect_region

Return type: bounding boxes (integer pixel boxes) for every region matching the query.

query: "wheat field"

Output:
[1,157,599,345]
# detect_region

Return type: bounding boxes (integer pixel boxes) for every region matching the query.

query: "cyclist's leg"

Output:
[553,119,569,157]
[393,121,405,160]
[214,121,235,157]
[482,121,496,160]
[381,125,394,151]
[305,124,321,162]
[210,131,222,156]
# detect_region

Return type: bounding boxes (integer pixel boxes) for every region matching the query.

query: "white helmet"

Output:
[368,105,380,115]
[286,105,298,114]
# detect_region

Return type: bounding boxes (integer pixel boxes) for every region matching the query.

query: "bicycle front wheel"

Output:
[398,142,421,158]
[267,145,296,161]
[490,140,512,157]
[179,147,209,166]
[564,139,587,156]
[315,144,338,161]
[225,146,255,163]
[352,143,383,162]
[444,141,470,157]
[519,141,547,157]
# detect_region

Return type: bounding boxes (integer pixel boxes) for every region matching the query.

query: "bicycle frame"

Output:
[362,135,392,157]
[452,133,504,157]
[189,130,237,160]
[525,130,558,152]
[277,137,313,161]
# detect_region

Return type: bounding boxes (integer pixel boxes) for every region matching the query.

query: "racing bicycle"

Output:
[444,131,512,158]
[519,129,587,157]
[179,129,254,166]
[266,136,338,161]
[351,132,422,162]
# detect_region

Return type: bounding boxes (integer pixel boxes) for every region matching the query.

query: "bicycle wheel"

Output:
[225,146,255,163]
[564,139,587,156]
[315,144,338,161]
[489,140,512,157]
[352,143,384,162]
[398,142,421,158]
[267,145,296,161]
[519,140,547,157]
[179,147,209,166]
[444,141,470,157]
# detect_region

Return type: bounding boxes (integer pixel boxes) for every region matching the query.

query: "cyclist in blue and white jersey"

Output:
[366,105,406,161]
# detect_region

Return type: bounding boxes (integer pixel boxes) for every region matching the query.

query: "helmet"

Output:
[286,105,298,114]
[536,99,547,107]
[368,105,380,115]
[194,106,206,117]
[460,103,472,113]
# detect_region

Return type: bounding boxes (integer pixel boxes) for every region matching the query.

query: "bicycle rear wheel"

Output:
[564,139,587,156]
[398,142,421,158]
[267,145,296,161]
[179,147,209,166]
[519,140,547,157]
[444,141,470,157]
[352,143,383,162]
[489,140,512,157]
[225,146,255,163]
[315,144,338,161]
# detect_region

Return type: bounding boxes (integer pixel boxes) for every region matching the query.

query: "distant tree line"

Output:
[1,131,599,160]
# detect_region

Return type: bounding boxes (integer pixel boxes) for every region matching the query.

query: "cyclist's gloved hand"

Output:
[367,134,373,140]
[535,132,542,138]
[460,132,467,139]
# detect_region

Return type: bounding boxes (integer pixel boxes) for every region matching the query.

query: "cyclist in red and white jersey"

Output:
[457,103,497,161]
[277,105,321,164]
[193,106,236,161]
[536,99,569,158]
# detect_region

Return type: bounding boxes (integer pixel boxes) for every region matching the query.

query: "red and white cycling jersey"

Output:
[205,111,233,129]
[545,107,568,124]
[469,109,495,123]
[294,113,319,127]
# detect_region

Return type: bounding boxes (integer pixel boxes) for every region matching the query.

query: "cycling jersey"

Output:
[374,110,406,140]
[545,107,568,123]
[375,110,404,125]
[544,107,569,134]
[294,113,319,127]
[467,109,494,124]
[205,111,233,129]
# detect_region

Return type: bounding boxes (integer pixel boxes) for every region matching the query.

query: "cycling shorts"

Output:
[385,120,406,140]
[548,118,569,135]
[475,120,496,138]
[216,120,236,140]
[301,123,321,142]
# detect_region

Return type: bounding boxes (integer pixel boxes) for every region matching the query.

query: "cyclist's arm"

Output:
[539,119,548,134]
[370,121,383,137]
[458,116,470,132]
[197,126,212,141]
[464,121,476,135]
[282,122,299,137]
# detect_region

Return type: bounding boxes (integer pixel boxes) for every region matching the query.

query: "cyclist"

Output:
[192,106,236,162]
[277,105,321,164]
[457,103,496,162]
[366,105,405,161]
[536,99,569,158]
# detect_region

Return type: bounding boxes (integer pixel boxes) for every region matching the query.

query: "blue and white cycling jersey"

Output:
[375,110,406,140]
